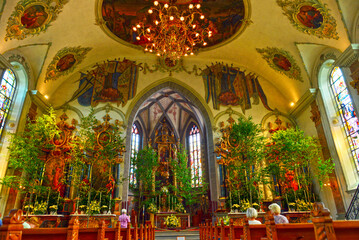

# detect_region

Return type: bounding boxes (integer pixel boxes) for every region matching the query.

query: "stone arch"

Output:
[123,78,218,202]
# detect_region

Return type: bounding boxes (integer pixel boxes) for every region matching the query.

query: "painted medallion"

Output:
[21,5,49,29]
[296,5,323,29]
[100,0,248,50]
[273,54,291,71]
[56,54,76,72]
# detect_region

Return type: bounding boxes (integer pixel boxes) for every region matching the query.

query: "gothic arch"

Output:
[123,78,218,202]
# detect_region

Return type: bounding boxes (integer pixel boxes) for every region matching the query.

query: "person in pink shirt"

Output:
[118,209,131,228]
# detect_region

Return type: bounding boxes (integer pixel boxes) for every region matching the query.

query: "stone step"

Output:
[155,230,200,240]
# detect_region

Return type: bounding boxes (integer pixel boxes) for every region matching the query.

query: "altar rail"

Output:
[0,209,155,240]
[199,202,359,240]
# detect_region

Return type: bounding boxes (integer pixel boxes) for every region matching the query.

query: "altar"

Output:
[155,213,191,229]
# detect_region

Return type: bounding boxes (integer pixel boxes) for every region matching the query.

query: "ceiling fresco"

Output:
[101,0,247,50]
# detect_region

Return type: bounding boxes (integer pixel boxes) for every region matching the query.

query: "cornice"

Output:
[29,90,50,112]
[289,88,317,118]
[335,44,359,68]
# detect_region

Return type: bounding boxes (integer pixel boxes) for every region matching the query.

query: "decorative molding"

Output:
[276,0,339,39]
[256,47,303,82]
[0,54,13,69]
[143,57,200,76]
[29,89,50,111]
[261,109,296,133]
[44,46,92,82]
[289,88,317,118]
[54,103,84,120]
[213,107,246,132]
[93,103,127,129]
[7,54,33,83]
[335,44,359,68]
[5,0,69,41]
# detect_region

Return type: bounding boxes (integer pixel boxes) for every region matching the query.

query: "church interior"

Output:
[0,0,359,239]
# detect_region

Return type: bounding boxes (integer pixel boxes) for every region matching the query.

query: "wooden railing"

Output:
[0,209,155,240]
[200,202,359,240]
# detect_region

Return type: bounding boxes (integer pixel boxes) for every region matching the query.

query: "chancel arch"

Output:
[123,80,217,207]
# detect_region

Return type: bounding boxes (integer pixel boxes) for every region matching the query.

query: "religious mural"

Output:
[69,58,140,107]
[44,46,92,82]
[201,63,272,112]
[256,47,303,82]
[276,0,338,39]
[5,0,69,41]
[100,0,247,49]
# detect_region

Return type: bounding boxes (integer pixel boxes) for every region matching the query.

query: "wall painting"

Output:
[5,0,69,41]
[276,0,338,39]
[256,47,303,82]
[44,46,92,82]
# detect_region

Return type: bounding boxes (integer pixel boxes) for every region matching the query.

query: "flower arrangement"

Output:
[252,203,260,210]
[164,214,180,228]
[79,205,87,213]
[217,216,230,226]
[174,203,185,213]
[24,205,34,214]
[231,204,240,211]
[147,203,158,214]
[239,199,251,212]
[288,202,296,211]
[87,201,100,215]
[34,201,47,215]
[101,205,108,213]
[49,205,58,213]
[296,199,312,211]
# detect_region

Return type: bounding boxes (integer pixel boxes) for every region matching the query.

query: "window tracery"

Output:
[330,66,359,170]
[0,69,16,138]
[189,124,202,187]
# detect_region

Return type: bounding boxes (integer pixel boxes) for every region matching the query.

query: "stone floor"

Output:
[155,230,200,240]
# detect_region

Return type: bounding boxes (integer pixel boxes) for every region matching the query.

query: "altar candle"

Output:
[229,191,232,208]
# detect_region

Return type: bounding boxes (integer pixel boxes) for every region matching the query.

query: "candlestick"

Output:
[46,188,51,209]
[229,191,232,209]
[99,192,102,206]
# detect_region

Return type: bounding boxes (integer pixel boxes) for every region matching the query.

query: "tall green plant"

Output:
[223,117,265,204]
[1,107,60,203]
[171,145,207,211]
[265,128,334,204]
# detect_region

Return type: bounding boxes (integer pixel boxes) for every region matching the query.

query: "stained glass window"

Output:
[130,124,140,185]
[330,67,359,170]
[189,124,202,187]
[0,69,16,138]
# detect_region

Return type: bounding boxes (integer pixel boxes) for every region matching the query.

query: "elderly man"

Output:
[118,209,131,228]
[268,203,289,224]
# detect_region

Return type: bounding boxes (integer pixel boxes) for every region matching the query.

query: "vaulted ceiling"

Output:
[0,0,358,112]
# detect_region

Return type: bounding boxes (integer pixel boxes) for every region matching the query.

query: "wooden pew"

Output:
[199,202,359,240]
[0,209,155,240]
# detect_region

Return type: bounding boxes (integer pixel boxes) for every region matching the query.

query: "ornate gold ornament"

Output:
[44,46,92,82]
[256,47,303,82]
[5,0,69,41]
[276,0,338,39]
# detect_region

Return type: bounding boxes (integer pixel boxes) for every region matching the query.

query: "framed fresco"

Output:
[5,0,69,41]
[256,47,303,82]
[44,46,92,82]
[96,0,251,52]
[276,0,338,39]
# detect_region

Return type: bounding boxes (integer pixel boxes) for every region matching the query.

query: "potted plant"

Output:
[288,202,296,212]
[101,205,108,214]
[79,205,87,214]
[87,200,100,215]
[147,203,158,214]
[174,202,185,213]
[231,204,240,213]
[49,205,58,215]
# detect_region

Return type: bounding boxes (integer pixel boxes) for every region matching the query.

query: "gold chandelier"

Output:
[133,0,213,59]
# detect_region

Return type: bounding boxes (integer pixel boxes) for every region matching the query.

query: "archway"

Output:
[123,79,218,209]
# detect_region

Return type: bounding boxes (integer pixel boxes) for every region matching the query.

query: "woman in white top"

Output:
[246,208,262,224]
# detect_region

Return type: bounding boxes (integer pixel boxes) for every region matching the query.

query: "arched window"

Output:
[188,124,202,187]
[0,69,16,138]
[330,67,359,170]
[130,124,141,185]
